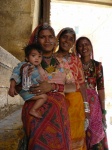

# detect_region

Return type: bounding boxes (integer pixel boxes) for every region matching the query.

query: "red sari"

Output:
[22,92,71,150]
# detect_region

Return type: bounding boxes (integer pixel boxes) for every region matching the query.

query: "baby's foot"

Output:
[29,109,42,118]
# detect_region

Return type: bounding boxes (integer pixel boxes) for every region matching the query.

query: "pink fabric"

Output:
[86,89,105,147]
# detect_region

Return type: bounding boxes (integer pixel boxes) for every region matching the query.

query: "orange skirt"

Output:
[65,92,87,150]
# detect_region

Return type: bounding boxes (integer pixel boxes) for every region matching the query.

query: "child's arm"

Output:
[8,79,18,97]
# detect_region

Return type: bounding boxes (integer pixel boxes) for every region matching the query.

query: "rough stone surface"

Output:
[0,46,24,119]
[0,0,33,61]
[0,108,24,150]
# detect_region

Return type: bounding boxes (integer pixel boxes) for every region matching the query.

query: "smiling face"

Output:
[76,38,93,58]
[26,49,42,67]
[37,29,56,53]
[59,32,75,53]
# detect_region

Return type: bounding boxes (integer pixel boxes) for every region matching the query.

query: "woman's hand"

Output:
[30,81,52,95]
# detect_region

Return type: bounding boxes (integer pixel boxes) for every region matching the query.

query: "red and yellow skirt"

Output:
[22,92,71,150]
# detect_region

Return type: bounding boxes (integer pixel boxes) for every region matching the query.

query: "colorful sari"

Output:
[22,92,71,150]
[65,92,86,150]
[21,56,71,150]
[56,54,86,150]
[83,60,108,150]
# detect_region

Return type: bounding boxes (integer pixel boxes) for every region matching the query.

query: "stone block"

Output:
[0,88,7,108]
[0,109,24,150]
[8,94,24,105]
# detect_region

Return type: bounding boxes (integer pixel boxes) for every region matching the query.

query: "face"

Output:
[37,29,56,53]
[77,38,92,58]
[59,32,75,52]
[27,49,42,66]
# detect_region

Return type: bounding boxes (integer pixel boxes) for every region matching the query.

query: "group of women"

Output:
[17,23,108,150]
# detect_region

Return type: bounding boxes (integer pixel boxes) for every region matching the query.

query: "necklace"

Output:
[41,56,59,73]
[82,60,92,70]
[82,60,94,83]
[43,55,52,59]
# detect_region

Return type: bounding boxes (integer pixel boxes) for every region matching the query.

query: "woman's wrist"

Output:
[83,102,90,113]
[51,83,64,92]
[102,109,107,115]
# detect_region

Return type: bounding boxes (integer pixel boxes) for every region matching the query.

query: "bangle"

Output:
[84,102,90,113]
[58,84,64,92]
[51,83,64,92]
[102,109,107,115]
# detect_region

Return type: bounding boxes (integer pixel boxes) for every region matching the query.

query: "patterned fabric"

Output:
[59,54,86,149]
[86,89,105,147]
[84,60,104,90]
[22,92,71,150]
[83,60,109,149]
[68,54,85,90]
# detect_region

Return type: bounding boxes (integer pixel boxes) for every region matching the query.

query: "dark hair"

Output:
[29,23,55,45]
[58,27,76,41]
[24,43,43,58]
[76,36,93,58]
[76,36,93,51]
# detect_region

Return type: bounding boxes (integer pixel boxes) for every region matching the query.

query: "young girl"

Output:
[8,43,47,118]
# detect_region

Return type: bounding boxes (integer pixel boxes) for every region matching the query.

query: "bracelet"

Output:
[58,84,64,92]
[84,102,90,113]
[102,109,107,115]
[51,83,64,92]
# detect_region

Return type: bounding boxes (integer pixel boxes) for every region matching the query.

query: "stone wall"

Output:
[0,46,24,119]
[0,0,40,61]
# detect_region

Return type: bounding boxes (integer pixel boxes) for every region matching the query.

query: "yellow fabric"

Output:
[65,92,86,150]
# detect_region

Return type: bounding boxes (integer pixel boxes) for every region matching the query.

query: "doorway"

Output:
[50,1,112,148]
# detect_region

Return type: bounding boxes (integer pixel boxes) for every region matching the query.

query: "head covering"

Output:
[57,27,76,41]
[76,36,94,59]
[28,23,55,45]
[55,27,76,53]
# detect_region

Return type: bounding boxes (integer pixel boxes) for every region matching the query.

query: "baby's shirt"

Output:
[10,61,44,101]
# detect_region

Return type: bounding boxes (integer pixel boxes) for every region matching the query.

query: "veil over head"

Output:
[28,23,55,45]
[76,36,94,59]
[57,27,76,41]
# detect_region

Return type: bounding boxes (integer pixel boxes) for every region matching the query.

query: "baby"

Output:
[8,43,47,118]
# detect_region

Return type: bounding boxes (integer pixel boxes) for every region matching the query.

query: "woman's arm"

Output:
[64,83,76,93]
[30,81,64,95]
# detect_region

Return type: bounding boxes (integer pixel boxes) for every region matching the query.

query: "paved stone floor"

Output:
[0,103,112,150]
[0,109,24,150]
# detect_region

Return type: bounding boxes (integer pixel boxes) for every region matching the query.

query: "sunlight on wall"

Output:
[50,2,112,148]
[50,1,112,100]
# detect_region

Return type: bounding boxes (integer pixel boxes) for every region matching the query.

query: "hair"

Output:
[76,36,94,59]
[24,43,43,58]
[57,27,76,42]
[29,23,55,44]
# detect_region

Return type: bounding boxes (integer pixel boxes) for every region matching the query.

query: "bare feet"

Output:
[29,109,42,118]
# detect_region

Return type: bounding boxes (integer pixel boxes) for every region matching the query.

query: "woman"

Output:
[55,27,88,150]
[20,23,72,150]
[76,36,108,150]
